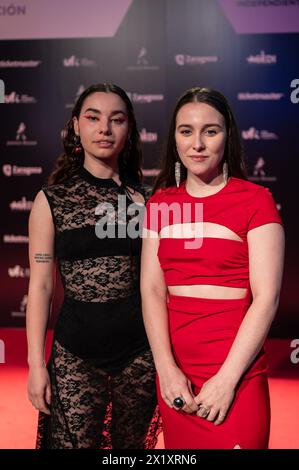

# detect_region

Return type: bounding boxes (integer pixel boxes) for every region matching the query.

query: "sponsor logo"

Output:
[0,4,26,16]
[126,92,164,104]
[4,90,37,104]
[142,168,160,177]
[248,157,277,182]
[238,92,284,101]
[9,197,33,211]
[63,55,96,67]
[140,128,158,143]
[6,122,38,146]
[246,50,277,65]
[127,47,159,71]
[175,54,218,66]
[242,127,278,140]
[8,265,30,278]
[0,60,41,68]
[290,78,299,104]
[11,294,28,319]
[3,234,29,243]
[2,164,42,176]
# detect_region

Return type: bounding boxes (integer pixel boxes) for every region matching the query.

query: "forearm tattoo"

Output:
[34,253,52,263]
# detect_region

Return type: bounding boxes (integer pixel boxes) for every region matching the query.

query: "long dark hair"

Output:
[47,83,143,186]
[153,87,247,191]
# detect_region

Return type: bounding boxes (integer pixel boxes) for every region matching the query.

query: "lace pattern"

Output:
[36,340,162,449]
[60,255,138,302]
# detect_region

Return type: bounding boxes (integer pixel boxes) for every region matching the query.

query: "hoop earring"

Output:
[175,161,181,188]
[223,161,228,184]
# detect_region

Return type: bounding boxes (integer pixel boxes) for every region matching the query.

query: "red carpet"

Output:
[0,329,298,449]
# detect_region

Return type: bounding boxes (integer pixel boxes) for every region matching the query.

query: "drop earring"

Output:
[175,160,181,188]
[223,161,228,184]
[74,135,82,154]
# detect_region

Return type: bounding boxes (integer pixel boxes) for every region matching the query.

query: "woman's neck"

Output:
[185,172,227,197]
[83,155,120,184]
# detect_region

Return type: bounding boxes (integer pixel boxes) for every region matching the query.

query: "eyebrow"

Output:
[177,123,223,130]
[83,108,127,116]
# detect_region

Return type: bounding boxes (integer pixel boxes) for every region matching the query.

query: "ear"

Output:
[73,117,79,136]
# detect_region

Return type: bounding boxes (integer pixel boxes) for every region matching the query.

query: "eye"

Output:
[84,115,98,121]
[111,118,125,124]
[205,128,217,136]
[180,129,192,135]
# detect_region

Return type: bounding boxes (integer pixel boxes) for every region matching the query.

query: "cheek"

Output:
[209,136,226,155]
[176,135,188,152]
[115,127,129,145]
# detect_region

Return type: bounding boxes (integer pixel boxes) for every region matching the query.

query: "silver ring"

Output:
[198,405,210,418]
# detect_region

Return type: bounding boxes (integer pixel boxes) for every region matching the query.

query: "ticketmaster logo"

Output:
[238,92,284,101]
[0,79,4,103]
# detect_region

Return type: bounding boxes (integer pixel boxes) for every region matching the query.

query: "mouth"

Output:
[93,140,114,147]
[189,155,209,162]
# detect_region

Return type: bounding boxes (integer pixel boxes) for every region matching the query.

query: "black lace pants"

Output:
[36,340,161,449]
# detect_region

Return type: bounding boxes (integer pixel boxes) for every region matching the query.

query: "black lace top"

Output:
[43,166,152,374]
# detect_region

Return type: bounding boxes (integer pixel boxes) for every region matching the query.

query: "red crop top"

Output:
[143,177,283,289]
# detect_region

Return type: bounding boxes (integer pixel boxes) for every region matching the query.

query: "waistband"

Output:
[167,292,252,315]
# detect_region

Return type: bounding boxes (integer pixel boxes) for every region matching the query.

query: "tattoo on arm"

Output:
[34,253,52,263]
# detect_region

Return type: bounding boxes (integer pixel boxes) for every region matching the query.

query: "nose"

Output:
[192,132,205,152]
[98,118,112,135]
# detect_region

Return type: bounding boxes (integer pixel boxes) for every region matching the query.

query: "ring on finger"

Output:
[198,405,210,418]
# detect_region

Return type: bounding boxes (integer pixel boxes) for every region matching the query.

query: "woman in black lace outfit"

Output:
[26,83,161,449]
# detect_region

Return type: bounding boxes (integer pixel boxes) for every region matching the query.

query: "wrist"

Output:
[155,357,177,375]
[28,358,46,368]
[216,369,240,388]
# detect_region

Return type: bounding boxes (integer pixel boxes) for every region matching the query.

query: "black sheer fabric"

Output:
[37,341,161,449]
[36,167,162,449]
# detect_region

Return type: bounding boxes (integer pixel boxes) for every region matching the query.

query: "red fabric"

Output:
[157,294,271,449]
[143,177,280,448]
[143,177,282,288]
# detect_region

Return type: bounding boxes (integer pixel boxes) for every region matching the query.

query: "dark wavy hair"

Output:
[153,87,247,192]
[47,83,143,186]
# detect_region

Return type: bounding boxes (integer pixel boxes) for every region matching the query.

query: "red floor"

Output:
[0,328,298,449]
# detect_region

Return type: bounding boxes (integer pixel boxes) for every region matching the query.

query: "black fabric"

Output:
[55,293,150,375]
[37,340,161,449]
[37,168,161,449]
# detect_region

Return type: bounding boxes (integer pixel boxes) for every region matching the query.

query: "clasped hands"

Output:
[160,366,236,426]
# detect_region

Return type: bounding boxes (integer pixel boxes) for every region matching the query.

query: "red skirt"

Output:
[157,293,270,449]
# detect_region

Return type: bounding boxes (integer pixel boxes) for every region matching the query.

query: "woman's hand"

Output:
[28,365,51,415]
[194,374,236,425]
[158,364,198,414]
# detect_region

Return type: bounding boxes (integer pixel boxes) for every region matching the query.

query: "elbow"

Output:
[252,291,281,313]
[141,283,167,301]
[28,281,54,299]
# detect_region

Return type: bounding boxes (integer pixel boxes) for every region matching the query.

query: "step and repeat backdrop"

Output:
[0,0,298,335]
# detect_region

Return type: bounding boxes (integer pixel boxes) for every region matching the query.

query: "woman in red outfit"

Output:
[141,87,285,449]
